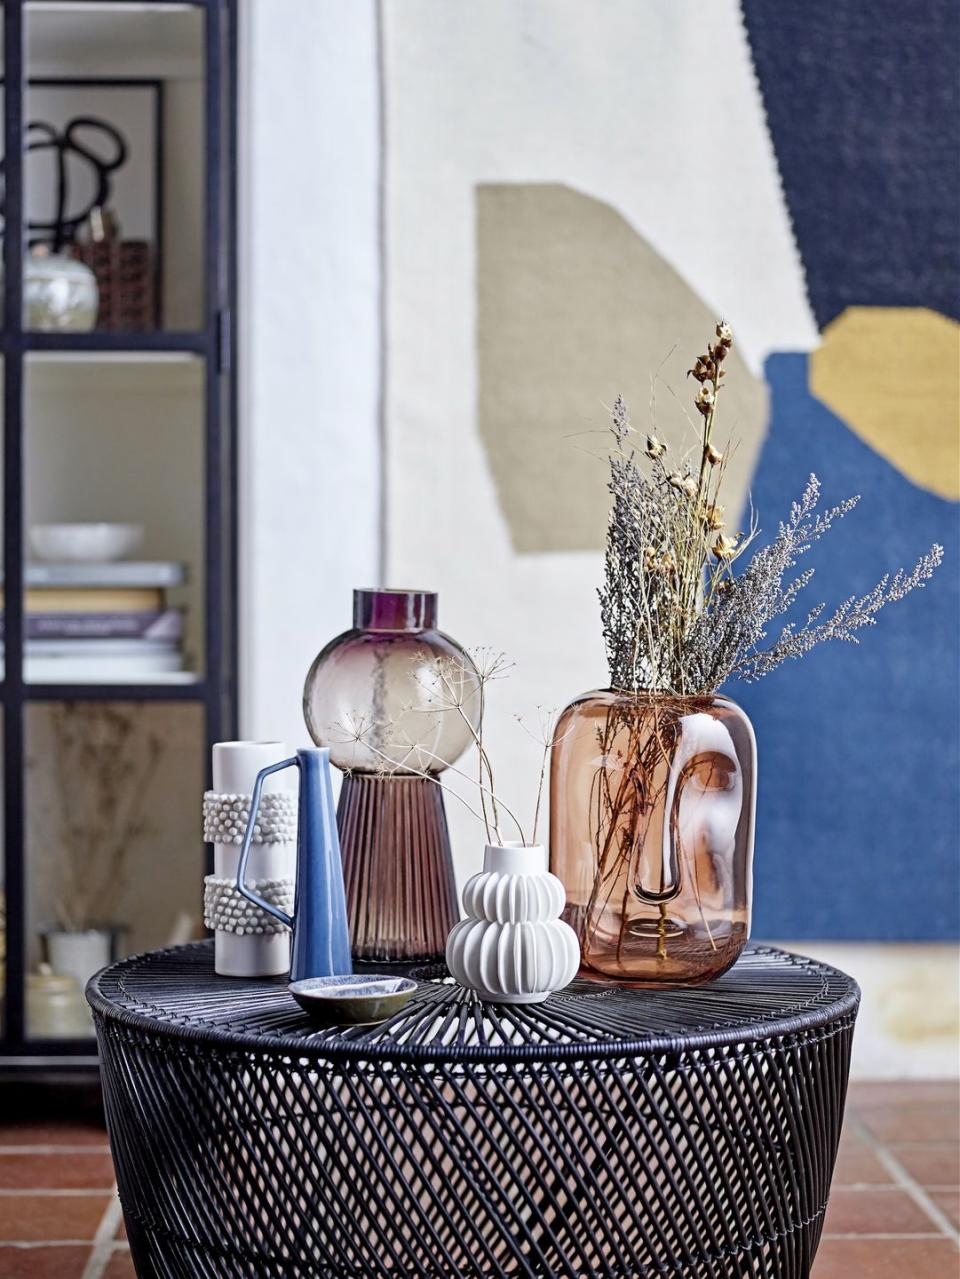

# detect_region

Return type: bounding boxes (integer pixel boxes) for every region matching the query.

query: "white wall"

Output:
[235,1,959,1082]
[781,943,960,1081]
[379,0,815,888]
[238,0,382,748]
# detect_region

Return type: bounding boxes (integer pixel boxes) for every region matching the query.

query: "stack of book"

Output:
[1,561,187,681]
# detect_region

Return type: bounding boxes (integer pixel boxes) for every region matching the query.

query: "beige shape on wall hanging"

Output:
[476,183,769,553]
[810,307,960,501]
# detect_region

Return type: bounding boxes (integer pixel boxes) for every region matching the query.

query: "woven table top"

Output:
[88,941,859,1065]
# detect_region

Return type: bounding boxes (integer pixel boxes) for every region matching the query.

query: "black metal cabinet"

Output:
[0,0,237,1068]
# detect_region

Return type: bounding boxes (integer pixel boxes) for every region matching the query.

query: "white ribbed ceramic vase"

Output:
[445,844,580,1004]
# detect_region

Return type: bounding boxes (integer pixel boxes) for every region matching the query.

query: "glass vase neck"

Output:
[353,588,437,632]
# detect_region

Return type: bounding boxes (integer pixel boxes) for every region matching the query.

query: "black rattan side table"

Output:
[89,942,859,1279]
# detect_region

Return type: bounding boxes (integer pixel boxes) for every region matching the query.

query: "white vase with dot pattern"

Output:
[210,741,298,977]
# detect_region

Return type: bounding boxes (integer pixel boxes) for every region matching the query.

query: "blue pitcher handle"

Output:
[236,756,298,928]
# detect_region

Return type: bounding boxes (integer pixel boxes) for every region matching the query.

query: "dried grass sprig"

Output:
[601,324,944,696]
[331,650,566,848]
[29,703,164,933]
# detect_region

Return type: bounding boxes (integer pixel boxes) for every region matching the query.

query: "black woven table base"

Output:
[89,942,859,1279]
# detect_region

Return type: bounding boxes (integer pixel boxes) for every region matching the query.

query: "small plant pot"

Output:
[40,925,126,994]
[27,967,91,1038]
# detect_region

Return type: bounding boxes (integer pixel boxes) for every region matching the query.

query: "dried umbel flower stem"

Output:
[406,646,509,841]
[515,706,576,847]
[333,650,568,849]
[333,707,523,844]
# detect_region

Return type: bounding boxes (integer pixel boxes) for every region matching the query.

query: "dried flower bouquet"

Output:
[600,323,942,697]
[549,323,943,983]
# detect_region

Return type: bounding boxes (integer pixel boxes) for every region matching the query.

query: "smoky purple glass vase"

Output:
[303,589,479,960]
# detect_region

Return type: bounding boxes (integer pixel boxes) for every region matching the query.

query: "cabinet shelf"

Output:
[25,348,205,393]
[1,679,208,702]
[27,3,204,83]
[2,1047,100,1069]
[22,677,207,698]
[18,332,209,355]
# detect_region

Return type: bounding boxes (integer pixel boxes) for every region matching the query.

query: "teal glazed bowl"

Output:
[289,974,418,1027]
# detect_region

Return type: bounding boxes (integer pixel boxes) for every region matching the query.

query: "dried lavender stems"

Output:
[601,322,944,696]
[688,476,943,687]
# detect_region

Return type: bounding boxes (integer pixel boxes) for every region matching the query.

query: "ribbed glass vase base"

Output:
[338,774,459,961]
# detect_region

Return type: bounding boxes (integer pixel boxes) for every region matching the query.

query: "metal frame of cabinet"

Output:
[0,0,238,1068]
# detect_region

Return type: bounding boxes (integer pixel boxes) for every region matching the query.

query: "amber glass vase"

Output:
[549,689,756,986]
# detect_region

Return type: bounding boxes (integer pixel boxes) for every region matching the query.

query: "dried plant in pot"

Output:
[550,322,943,986]
[332,653,580,1003]
[30,702,163,994]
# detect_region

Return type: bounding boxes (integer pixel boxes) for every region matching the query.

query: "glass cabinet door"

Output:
[1,0,234,1062]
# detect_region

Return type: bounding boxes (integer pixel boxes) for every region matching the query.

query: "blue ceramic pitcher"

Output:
[236,747,352,982]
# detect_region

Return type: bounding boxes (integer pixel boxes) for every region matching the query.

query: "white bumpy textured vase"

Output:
[446,844,580,1004]
[212,741,298,977]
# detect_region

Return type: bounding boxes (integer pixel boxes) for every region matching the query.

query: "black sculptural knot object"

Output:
[303,588,479,960]
[89,942,860,1277]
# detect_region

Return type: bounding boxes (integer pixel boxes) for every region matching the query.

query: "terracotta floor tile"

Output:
[0,1244,91,1278]
[0,1193,111,1241]
[889,1143,960,1188]
[929,1191,960,1230]
[0,1152,116,1191]
[848,1081,960,1109]
[811,1237,960,1279]
[832,1129,893,1186]
[822,1187,939,1236]
[102,1247,137,1278]
[0,1122,108,1149]
[858,1104,960,1146]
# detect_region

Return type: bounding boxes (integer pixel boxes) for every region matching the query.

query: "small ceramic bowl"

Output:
[289,974,418,1027]
[30,522,144,563]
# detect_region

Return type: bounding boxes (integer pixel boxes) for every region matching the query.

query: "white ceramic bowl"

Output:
[30,523,145,563]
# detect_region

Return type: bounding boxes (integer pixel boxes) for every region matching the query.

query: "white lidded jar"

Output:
[446,843,580,1004]
[24,247,98,331]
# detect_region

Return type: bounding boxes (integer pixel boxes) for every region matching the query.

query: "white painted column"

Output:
[237,0,383,749]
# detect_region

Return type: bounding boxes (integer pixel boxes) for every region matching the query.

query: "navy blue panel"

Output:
[741,0,960,327]
[731,354,959,941]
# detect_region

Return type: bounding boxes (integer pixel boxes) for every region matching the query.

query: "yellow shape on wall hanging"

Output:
[810,307,960,501]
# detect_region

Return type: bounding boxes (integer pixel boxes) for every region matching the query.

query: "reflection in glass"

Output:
[25,355,205,684]
[25,4,206,332]
[26,701,203,1037]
